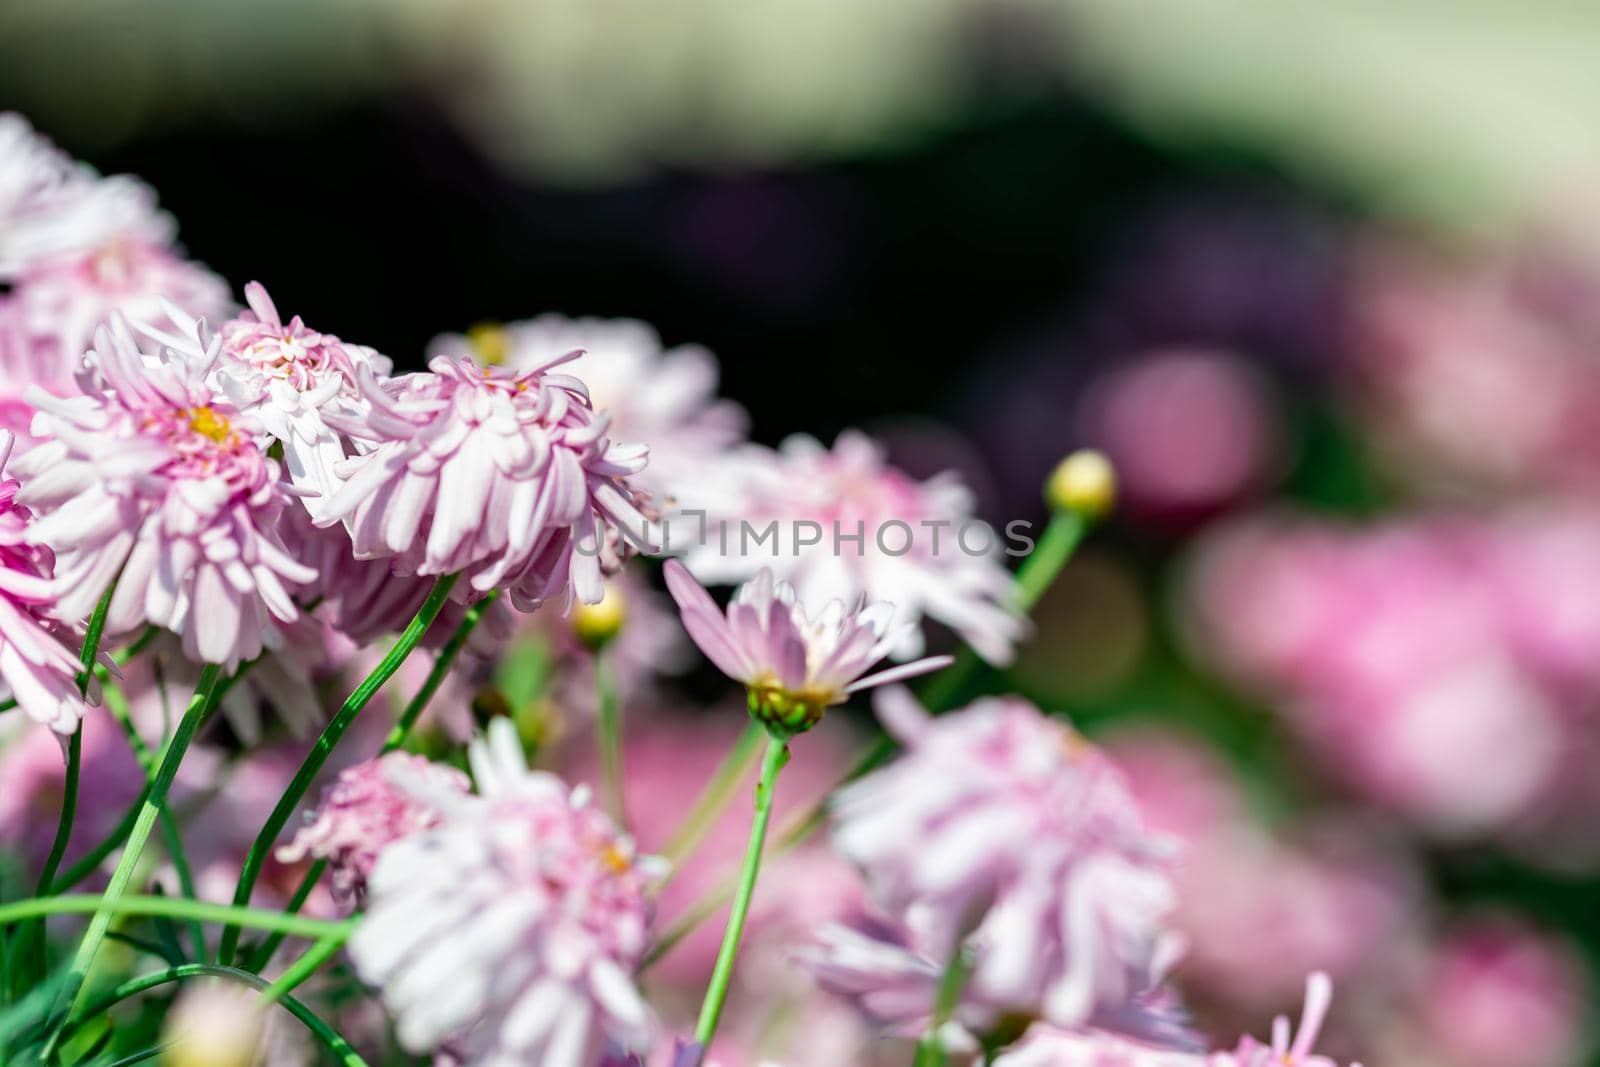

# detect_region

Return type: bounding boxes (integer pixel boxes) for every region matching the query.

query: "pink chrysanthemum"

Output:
[319,354,653,612]
[675,431,1024,665]
[815,690,1180,1034]
[349,718,663,1065]
[432,315,748,506]
[203,282,391,518]
[663,560,950,734]
[277,752,471,905]
[14,316,316,669]
[0,430,86,733]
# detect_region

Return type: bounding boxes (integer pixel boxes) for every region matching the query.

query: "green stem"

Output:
[691,732,789,1061]
[914,945,974,1067]
[217,573,458,966]
[381,590,495,753]
[52,664,225,1034]
[0,895,345,939]
[660,720,764,870]
[595,647,627,828]
[645,512,1090,969]
[69,962,368,1067]
[50,785,148,893]
[103,678,205,961]
[261,927,351,1003]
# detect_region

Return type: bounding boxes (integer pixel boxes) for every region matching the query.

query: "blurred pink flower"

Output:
[1183,510,1600,839]
[277,751,471,905]
[15,317,315,669]
[431,315,749,507]
[818,689,1181,1037]
[1078,348,1279,522]
[350,719,662,1064]
[1211,973,1350,1067]
[321,354,652,612]
[674,431,1024,665]
[0,708,143,871]
[0,430,86,733]
[1390,915,1591,1067]
[664,560,949,733]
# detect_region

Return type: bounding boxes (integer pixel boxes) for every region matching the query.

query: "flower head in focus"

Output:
[814,689,1180,1035]
[350,718,663,1064]
[663,560,950,735]
[320,354,653,612]
[277,751,471,905]
[674,431,1024,665]
[15,316,315,669]
[0,430,86,733]
[432,314,748,506]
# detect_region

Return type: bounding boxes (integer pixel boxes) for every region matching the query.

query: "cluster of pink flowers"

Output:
[1185,506,1600,847]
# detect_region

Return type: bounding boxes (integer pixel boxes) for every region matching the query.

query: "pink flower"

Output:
[814,690,1181,1037]
[674,430,1024,665]
[431,315,748,506]
[204,282,391,519]
[0,708,143,869]
[14,316,316,669]
[663,560,950,734]
[277,752,471,905]
[0,431,86,733]
[1211,973,1353,1067]
[320,354,653,612]
[350,719,663,1064]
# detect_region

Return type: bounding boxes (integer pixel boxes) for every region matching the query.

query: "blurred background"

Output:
[7,1,1600,1064]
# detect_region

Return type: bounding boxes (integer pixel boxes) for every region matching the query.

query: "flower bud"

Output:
[466,322,510,366]
[1046,449,1116,520]
[161,981,265,1067]
[572,584,627,650]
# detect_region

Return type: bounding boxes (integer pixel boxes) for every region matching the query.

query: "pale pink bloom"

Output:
[350,719,663,1065]
[278,752,471,905]
[14,316,315,669]
[1078,348,1279,521]
[431,315,748,506]
[817,690,1181,1036]
[0,431,86,733]
[320,354,652,612]
[674,431,1024,665]
[1399,915,1591,1067]
[200,282,391,518]
[664,560,949,733]
[1211,973,1356,1067]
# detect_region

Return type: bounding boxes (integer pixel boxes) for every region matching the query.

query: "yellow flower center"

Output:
[186,407,232,442]
[467,323,510,366]
[600,843,632,874]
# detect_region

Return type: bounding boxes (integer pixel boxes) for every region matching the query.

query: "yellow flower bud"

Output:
[466,322,511,366]
[572,584,627,650]
[1046,450,1116,520]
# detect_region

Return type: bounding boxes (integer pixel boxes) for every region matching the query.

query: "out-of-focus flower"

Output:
[816,689,1180,1038]
[992,1026,1202,1066]
[1183,510,1600,840]
[1210,973,1349,1067]
[212,282,391,518]
[350,718,662,1064]
[15,317,315,669]
[663,560,948,734]
[674,431,1024,665]
[160,981,267,1067]
[0,708,143,870]
[432,315,748,507]
[1105,728,1420,1023]
[1078,348,1279,522]
[277,752,471,905]
[321,354,653,612]
[1379,915,1591,1067]
[0,430,86,733]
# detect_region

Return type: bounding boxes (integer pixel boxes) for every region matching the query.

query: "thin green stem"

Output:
[914,945,974,1067]
[261,926,352,1003]
[381,591,495,754]
[660,720,764,870]
[595,647,627,827]
[691,732,789,1061]
[646,512,1090,968]
[103,677,205,960]
[217,573,459,966]
[69,962,368,1067]
[238,859,324,975]
[53,663,225,1033]
[0,895,346,939]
